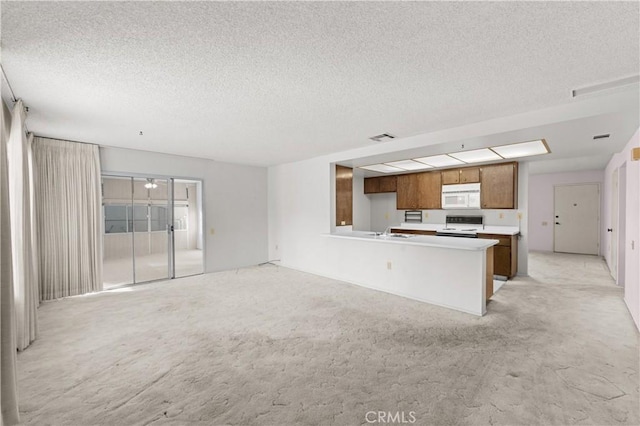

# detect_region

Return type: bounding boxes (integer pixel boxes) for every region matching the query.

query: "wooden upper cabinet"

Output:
[335,165,353,226]
[364,176,397,194]
[460,167,480,183]
[396,174,419,209]
[441,167,480,185]
[397,172,441,209]
[441,169,460,185]
[480,162,518,209]
[417,171,442,209]
[364,178,379,194]
[378,176,397,192]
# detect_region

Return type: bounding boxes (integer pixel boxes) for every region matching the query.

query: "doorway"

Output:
[102,175,204,289]
[553,183,600,255]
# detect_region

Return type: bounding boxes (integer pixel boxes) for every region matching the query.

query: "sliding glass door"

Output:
[102,175,204,289]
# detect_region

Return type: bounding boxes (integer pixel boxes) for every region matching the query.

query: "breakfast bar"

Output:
[324,231,499,316]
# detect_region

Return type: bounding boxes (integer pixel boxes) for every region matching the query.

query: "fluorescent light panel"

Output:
[384,160,433,171]
[449,148,502,163]
[359,164,404,173]
[491,139,549,159]
[414,155,464,167]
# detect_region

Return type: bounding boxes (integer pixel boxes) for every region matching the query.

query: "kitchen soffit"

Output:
[359,139,550,173]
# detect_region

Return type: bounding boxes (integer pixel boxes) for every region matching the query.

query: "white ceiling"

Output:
[1,1,639,168]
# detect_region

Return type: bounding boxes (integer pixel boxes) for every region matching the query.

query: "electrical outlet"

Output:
[387,261,392,270]
[424,212,429,219]
[341,221,346,226]
[384,213,390,220]
[542,221,548,226]
[499,213,504,219]
[275,244,278,251]
[210,228,215,235]
[517,212,523,220]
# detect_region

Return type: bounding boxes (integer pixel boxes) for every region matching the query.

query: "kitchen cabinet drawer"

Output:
[478,233,511,246]
[478,233,518,278]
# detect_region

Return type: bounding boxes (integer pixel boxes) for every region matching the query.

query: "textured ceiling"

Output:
[1,1,639,166]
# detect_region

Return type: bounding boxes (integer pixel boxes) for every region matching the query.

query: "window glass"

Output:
[104,205,128,233]
[150,205,168,232]
[131,205,149,232]
[174,205,188,230]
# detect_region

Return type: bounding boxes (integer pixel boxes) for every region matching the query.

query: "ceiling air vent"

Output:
[593,134,610,140]
[369,133,395,142]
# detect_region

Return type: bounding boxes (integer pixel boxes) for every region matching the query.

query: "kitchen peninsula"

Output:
[325,231,499,316]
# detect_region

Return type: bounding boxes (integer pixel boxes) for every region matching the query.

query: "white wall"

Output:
[352,175,371,232]
[604,128,640,330]
[528,169,605,253]
[100,147,268,272]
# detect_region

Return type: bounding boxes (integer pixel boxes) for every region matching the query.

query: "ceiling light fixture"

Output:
[414,155,464,167]
[369,133,396,142]
[449,148,502,164]
[491,139,550,159]
[144,178,158,189]
[384,160,433,171]
[359,164,405,173]
[571,75,640,98]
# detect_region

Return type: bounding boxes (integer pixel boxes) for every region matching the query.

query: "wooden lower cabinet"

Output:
[486,246,494,300]
[478,233,518,278]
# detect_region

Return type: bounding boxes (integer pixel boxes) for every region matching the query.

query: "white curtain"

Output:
[7,100,39,351]
[1,100,20,425]
[32,138,103,300]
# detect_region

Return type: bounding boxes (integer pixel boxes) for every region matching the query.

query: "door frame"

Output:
[102,171,206,287]
[552,182,601,255]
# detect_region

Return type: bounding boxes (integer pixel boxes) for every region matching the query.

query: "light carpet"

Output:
[17,251,639,425]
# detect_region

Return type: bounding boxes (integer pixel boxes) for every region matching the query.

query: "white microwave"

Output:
[441,183,481,209]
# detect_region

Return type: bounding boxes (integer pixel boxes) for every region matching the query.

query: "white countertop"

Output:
[392,222,520,236]
[326,231,499,251]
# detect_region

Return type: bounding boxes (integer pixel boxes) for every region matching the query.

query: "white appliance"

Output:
[441,183,481,209]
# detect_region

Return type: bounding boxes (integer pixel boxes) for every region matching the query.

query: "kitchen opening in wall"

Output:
[102,175,204,289]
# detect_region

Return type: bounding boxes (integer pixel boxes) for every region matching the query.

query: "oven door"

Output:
[442,193,469,209]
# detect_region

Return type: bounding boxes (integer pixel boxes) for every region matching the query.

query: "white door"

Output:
[610,170,618,279]
[554,184,600,255]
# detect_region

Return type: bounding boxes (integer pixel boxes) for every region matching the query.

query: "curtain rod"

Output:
[0,64,18,103]
[34,134,100,148]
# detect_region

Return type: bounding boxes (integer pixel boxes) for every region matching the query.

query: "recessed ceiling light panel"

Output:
[359,164,404,173]
[449,148,502,163]
[384,160,433,171]
[414,155,464,167]
[491,139,550,159]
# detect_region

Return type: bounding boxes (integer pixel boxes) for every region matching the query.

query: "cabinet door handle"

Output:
[607,228,613,232]
[555,222,560,225]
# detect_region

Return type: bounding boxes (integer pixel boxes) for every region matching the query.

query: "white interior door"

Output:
[554,184,600,255]
[610,169,619,279]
